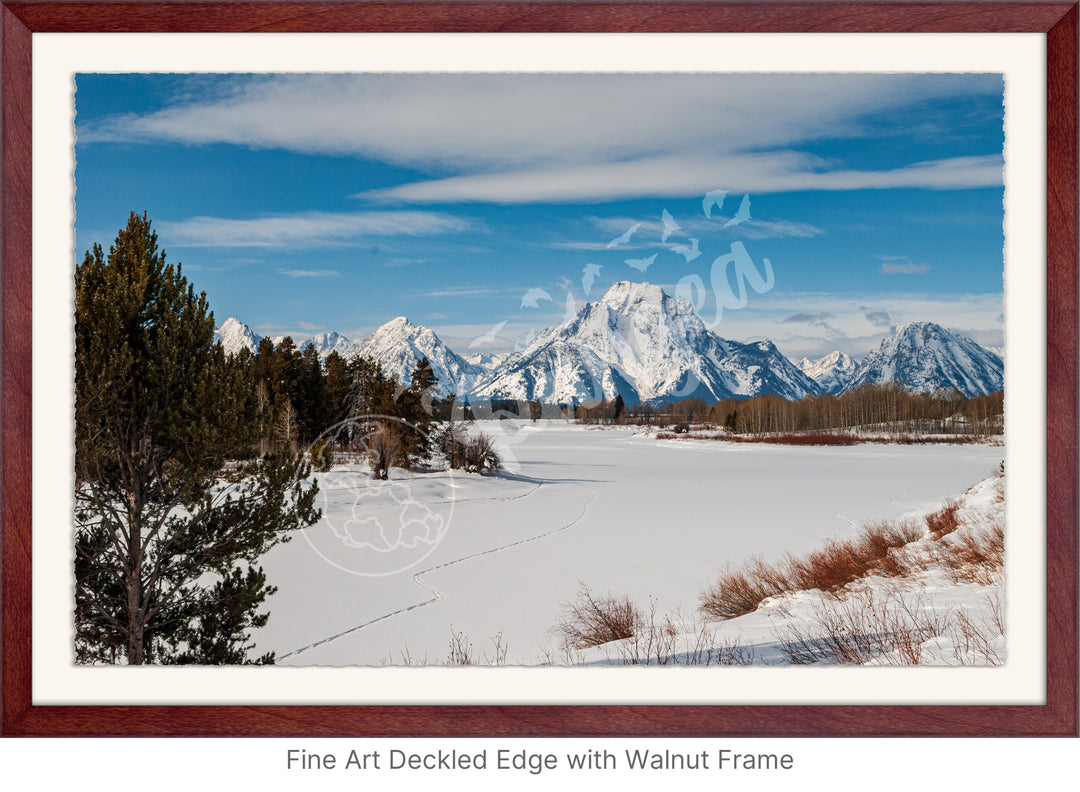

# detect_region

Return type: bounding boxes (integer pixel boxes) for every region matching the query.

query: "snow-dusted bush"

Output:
[436,424,502,474]
[463,431,502,474]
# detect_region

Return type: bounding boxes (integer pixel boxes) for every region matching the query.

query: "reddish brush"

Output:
[702,518,923,619]
[926,500,963,538]
[556,583,641,649]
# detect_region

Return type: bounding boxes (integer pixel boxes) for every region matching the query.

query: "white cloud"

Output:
[881,262,932,275]
[413,287,513,299]
[716,218,825,240]
[714,290,1003,359]
[81,73,1004,204]
[156,210,473,248]
[550,212,825,251]
[282,269,340,278]
[359,154,1003,204]
[880,257,933,275]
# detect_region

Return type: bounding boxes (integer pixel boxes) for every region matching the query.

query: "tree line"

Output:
[573,386,1004,438]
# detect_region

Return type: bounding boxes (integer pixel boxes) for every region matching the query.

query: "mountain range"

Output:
[839,320,1004,396]
[214,282,1004,403]
[797,351,858,394]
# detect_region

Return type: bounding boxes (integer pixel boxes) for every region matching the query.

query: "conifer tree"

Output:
[323,349,350,425]
[74,211,319,664]
[399,356,439,466]
[297,343,330,442]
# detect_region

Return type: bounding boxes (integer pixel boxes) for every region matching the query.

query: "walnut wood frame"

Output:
[1,1,1076,737]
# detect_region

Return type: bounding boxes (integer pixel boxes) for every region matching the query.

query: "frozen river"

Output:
[254,422,1004,666]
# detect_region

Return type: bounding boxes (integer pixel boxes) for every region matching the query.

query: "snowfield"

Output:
[253,421,1004,666]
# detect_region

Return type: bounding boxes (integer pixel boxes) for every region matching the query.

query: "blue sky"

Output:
[74,73,1005,360]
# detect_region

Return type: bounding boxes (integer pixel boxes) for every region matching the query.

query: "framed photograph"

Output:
[2,1,1076,737]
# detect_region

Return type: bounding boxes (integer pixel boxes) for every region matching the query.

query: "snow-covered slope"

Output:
[216,317,363,361]
[355,316,483,395]
[841,322,1003,397]
[214,317,262,356]
[295,331,362,361]
[464,351,509,369]
[798,350,858,394]
[217,305,1002,403]
[473,281,819,404]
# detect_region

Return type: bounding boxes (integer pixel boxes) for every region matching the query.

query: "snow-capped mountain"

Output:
[464,351,510,369]
[278,331,361,361]
[473,281,819,404]
[217,318,362,361]
[798,351,858,394]
[841,322,1004,397]
[214,317,262,356]
[355,316,483,395]
[216,302,1003,405]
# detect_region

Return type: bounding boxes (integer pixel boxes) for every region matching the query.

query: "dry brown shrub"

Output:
[952,607,1003,665]
[925,499,963,538]
[555,583,641,650]
[701,517,923,619]
[367,421,404,480]
[786,538,873,593]
[708,432,857,446]
[942,524,1004,584]
[787,519,924,592]
[776,589,947,665]
[858,519,922,577]
[700,557,790,620]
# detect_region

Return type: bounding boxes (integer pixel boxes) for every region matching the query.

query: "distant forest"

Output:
[571,387,1004,438]
[240,329,1004,441]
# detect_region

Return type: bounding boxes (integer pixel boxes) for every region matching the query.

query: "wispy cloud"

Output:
[881,258,933,275]
[157,210,473,249]
[862,307,893,327]
[550,213,825,252]
[735,219,825,240]
[281,269,340,278]
[81,73,1003,205]
[359,154,1002,205]
[715,290,1002,359]
[775,311,844,341]
[414,287,511,299]
[297,320,325,331]
[779,312,835,325]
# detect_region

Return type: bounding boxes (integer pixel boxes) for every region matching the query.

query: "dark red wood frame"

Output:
[1,1,1076,737]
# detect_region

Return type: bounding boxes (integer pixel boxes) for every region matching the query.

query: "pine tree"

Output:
[74,211,320,664]
[345,355,395,417]
[401,356,439,465]
[613,394,626,424]
[297,343,330,443]
[324,349,350,425]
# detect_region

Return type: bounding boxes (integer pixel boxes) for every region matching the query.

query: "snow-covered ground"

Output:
[253,421,1004,666]
[576,471,1004,666]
